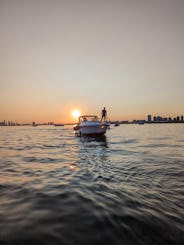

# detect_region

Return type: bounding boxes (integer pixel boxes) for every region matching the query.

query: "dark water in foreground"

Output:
[0,125,183,245]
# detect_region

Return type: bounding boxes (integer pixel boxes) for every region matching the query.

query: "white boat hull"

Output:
[73,115,110,136]
[80,124,107,135]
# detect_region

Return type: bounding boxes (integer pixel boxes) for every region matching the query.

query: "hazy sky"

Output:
[0,0,184,123]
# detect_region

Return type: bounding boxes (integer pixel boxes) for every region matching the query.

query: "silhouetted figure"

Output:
[101,107,107,121]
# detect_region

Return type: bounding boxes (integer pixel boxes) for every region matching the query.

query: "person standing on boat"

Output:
[101,107,107,121]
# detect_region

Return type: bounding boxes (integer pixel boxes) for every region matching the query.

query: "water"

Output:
[0,124,183,245]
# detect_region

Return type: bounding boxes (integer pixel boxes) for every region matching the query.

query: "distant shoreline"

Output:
[0,121,184,127]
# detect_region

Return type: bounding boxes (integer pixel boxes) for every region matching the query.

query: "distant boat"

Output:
[32,122,38,127]
[73,115,109,136]
[54,124,64,126]
[114,121,120,127]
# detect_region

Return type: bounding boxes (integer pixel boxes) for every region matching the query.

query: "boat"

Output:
[32,122,38,127]
[73,115,109,136]
[114,121,120,127]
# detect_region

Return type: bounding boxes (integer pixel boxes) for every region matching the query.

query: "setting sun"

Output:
[72,109,81,118]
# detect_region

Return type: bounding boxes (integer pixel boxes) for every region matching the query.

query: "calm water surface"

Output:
[0,124,184,244]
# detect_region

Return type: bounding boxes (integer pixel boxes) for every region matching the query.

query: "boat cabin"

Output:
[79,115,99,123]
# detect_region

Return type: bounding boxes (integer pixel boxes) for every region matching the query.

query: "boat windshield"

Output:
[79,116,98,122]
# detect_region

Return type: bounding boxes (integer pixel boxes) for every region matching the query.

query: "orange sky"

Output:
[0,0,184,123]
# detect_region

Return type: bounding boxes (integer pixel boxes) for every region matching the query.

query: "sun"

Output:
[72,109,81,118]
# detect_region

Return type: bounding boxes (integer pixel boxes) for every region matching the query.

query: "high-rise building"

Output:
[157,116,162,122]
[147,115,152,123]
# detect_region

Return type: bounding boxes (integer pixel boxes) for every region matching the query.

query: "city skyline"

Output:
[1,113,184,126]
[1,0,184,123]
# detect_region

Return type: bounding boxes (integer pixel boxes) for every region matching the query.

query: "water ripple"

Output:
[0,125,184,244]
